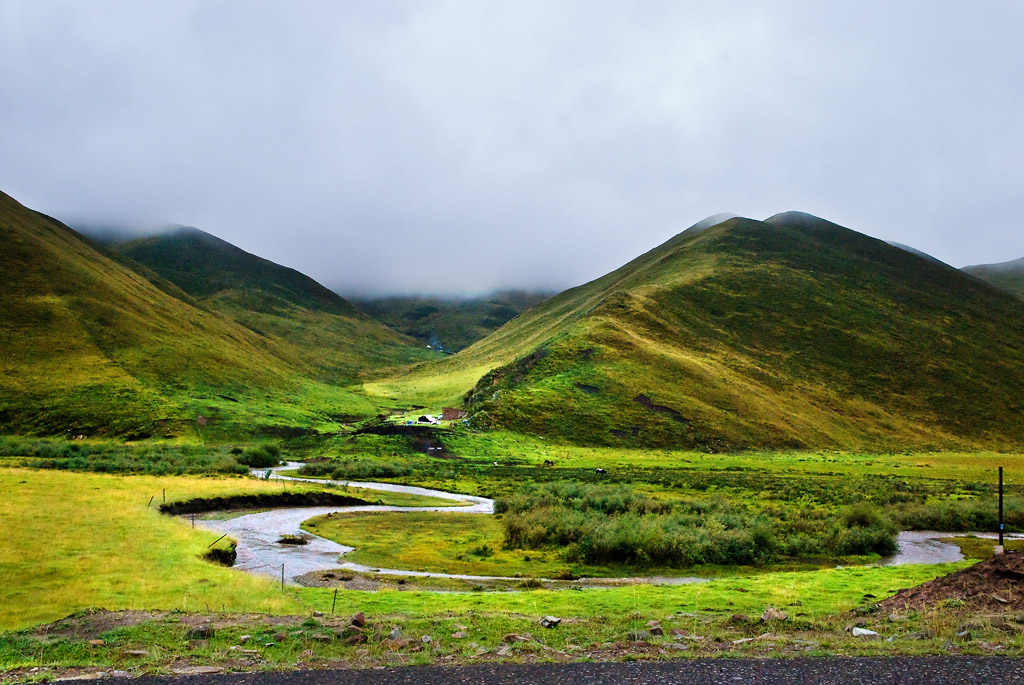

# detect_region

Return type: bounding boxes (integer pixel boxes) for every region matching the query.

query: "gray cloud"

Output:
[2,1,1022,294]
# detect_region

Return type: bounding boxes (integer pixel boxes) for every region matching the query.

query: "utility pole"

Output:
[999,466,1004,548]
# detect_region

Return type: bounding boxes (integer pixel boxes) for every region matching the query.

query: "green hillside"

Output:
[963,257,1024,299]
[0,191,425,438]
[117,227,435,381]
[352,291,554,352]
[369,213,1024,451]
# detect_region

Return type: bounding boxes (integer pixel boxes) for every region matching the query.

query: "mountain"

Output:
[963,257,1024,300]
[352,291,554,352]
[115,227,432,381]
[886,241,946,265]
[0,191,426,438]
[379,213,1024,451]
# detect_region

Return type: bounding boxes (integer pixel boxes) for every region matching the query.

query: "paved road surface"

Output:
[115,657,1024,684]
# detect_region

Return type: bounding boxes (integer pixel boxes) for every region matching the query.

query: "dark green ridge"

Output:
[352,290,555,352]
[118,226,358,316]
[115,225,436,383]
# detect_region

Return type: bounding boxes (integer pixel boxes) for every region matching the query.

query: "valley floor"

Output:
[2,440,1023,680]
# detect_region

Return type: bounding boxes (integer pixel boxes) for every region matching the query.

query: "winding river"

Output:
[194,463,1013,586]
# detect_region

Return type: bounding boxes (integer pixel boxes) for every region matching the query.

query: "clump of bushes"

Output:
[0,435,248,474]
[497,482,898,568]
[236,443,281,468]
[297,459,414,480]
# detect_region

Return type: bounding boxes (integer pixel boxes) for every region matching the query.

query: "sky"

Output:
[2,1,1023,296]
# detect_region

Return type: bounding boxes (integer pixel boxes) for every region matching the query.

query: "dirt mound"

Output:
[878,550,1024,613]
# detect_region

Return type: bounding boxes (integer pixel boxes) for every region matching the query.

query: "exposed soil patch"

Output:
[353,423,450,439]
[876,550,1024,613]
[633,394,689,424]
[159,492,370,516]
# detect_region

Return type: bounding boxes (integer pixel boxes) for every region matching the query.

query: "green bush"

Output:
[236,444,282,468]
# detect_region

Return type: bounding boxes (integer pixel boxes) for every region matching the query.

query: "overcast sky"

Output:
[2,2,1022,295]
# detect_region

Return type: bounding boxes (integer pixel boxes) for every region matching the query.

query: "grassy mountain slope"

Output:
[0,191,417,438]
[351,291,554,352]
[963,257,1024,299]
[371,213,1024,451]
[116,227,436,382]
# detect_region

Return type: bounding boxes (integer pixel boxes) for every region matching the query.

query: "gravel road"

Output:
[107,657,1024,684]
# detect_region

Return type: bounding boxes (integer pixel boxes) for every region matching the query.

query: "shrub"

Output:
[237,444,282,468]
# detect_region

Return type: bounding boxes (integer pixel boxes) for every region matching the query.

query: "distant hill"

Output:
[963,257,1024,299]
[352,291,554,352]
[886,241,946,265]
[116,227,434,382]
[0,191,429,438]
[378,213,1024,451]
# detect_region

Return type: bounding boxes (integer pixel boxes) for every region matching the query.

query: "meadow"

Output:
[2,437,1023,678]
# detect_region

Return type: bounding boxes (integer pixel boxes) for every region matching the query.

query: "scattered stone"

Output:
[187,626,215,639]
[239,635,251,644]
[311,635,333,643]
[87,640,105,648]
[274,632,287,642]
[123,650,148,657]
[540,616,562,629]
[355,648,370,657]
[993,595,1010,605]
[228,646,260,655]
[902,632,932,641]
[172,667,223,676]
[421,635,433,644]
[312,611,324,617]
[264,643,275,648]
[350,611,366,627]
[852,627,880,638]
[672,632,705,641]
[496,646,511,656]
[451,631,468,639]
[957,630,973,641]
[187,640,209,650]
[626,630,652,642]
[888,613,904,622]
[730,614,750,624]
[646,620,663,636]
[345,633,367,645]
[761,607,788,622]
[504,633,532,643]
[662,643,689,651]
[388,628,403,641]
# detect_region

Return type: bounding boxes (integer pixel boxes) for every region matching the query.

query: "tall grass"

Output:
[497,482,897,567]
[0,435,248,474]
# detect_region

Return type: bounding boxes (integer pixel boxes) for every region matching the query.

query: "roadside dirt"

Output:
[877,550,1024,613]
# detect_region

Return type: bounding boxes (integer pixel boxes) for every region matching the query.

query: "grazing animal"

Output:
[543,459,554,466]
[595,468,607,475]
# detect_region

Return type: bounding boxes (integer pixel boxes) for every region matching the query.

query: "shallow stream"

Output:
[194,463,1013,586]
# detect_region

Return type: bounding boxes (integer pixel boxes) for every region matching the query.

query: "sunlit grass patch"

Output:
[0,469,320,630]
